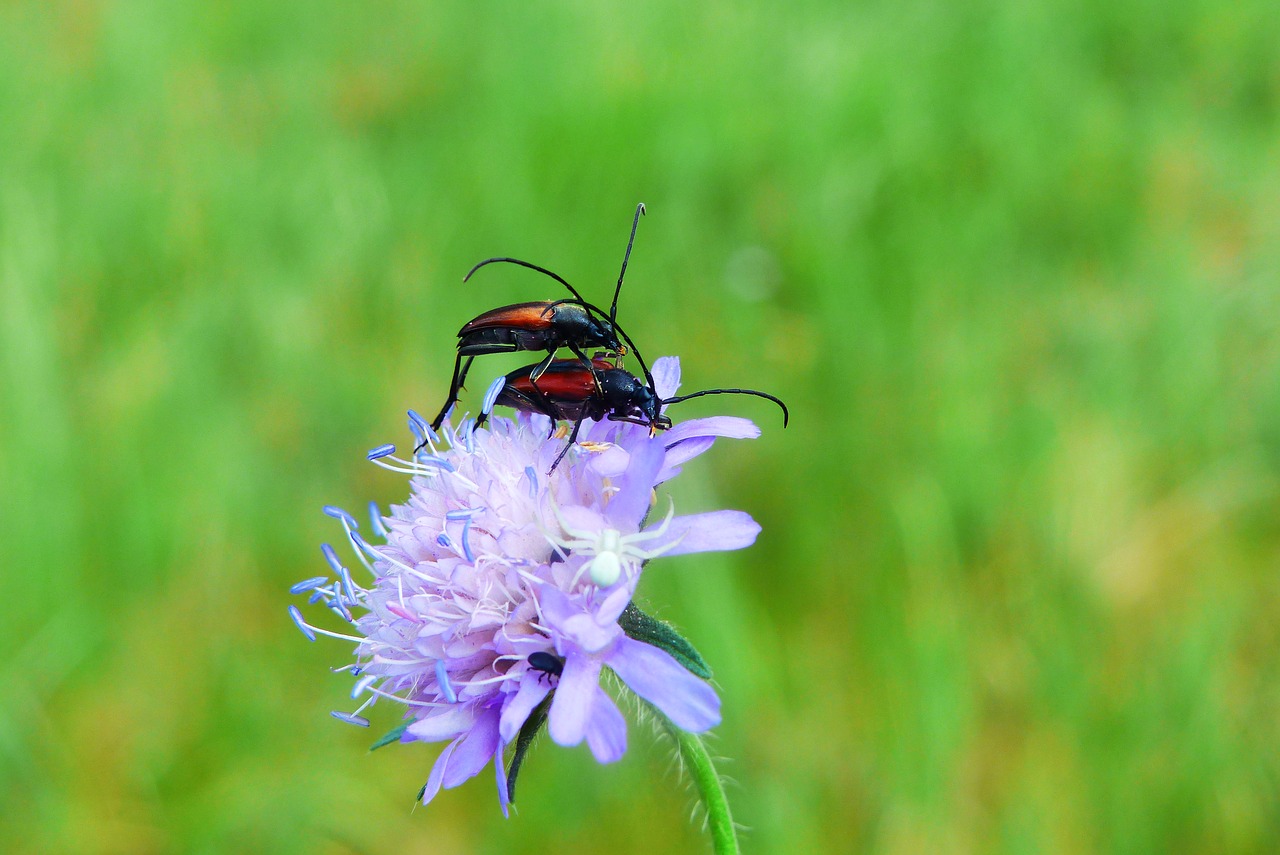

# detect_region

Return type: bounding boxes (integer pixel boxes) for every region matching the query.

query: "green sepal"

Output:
[619,602,713,679]
[505,693,552,803]
[370,721,410,751]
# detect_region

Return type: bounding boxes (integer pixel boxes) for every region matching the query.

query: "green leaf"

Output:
[619,602,713,679]
[506,694,552,803]
[370,721,410,751]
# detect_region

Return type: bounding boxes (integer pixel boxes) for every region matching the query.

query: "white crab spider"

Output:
[548,500,682,587]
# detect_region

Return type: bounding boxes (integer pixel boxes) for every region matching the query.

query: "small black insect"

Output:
[527,651,564,680]
[429,204,652,433]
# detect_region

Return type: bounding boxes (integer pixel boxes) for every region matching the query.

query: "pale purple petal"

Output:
[407,704,475,742]
[643,510,761,557]
[654,463,687,485]
[442,709,500,788]
[656,437,714,482]
[664,416,760,446]
[657,417,760,480]
[556,504,608,536]
[651,356,681,400]
[494,742,510,817]
[500,675,553,742]
[585,688,627,763]
[536,584,578,626]
[420,739,457,804]
[604,438,666,527]
[598,584,632,624]
[540,585,620,652]
[548,655,602,747]
[606,637,721,732]
[587,443,631,477]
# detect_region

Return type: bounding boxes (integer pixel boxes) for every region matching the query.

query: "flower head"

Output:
[290,357,764,812]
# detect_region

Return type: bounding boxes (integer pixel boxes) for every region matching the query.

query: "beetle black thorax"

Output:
[594,368,661,424]
[548,302,620,352]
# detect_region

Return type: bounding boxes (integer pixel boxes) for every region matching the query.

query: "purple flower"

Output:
[290,357,763,813]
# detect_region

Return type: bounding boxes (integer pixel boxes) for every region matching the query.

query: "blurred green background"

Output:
[2,1,1278,852]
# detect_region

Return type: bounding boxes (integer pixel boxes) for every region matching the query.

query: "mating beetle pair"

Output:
[427,204,789,469]
[429,204,652,432]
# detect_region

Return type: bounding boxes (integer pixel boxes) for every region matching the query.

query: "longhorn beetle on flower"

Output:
[428,204,653,435]
[476,357,789,472]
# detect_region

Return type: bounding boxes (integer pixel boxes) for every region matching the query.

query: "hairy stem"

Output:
[652,707,739,855]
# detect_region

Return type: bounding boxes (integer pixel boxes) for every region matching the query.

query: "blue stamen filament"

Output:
[289,605,316,641]
[480,376,506,416]
[339,566,358,603]
[368,502,388,537]
[320,543,343,574]
[290,576,329,594]
[352,674,379,699]
[461,518,476,562]
[330,710,371,727]
[323,505,359,529]
[435,660,457,703]
[287,606,363,644]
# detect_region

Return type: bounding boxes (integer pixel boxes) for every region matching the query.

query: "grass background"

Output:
[2,1,1278,852]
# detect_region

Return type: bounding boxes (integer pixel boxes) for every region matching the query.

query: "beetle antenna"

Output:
[608,318,654,391]
[609,203,645,324]
[662,388,790,427]
[463,257,590,306]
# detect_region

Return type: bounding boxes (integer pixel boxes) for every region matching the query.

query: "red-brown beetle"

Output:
[476,357,789,472]
[429,204,652,432]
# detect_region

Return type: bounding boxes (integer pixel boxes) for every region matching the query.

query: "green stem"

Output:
[654,709,740,855]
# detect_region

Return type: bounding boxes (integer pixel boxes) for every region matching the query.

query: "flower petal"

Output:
[587,443,631,477]
[494,740,510,817]
[500,674,553,742]
[442,708,500,788]
[539,584,621,652]
[585,687,627,763]
[407,703,475,742]
[548,654,602,747]
[598,584,632,624]
[605,438,666,528]
[607,637,721,732]
[655,438,713,483]
[555,505,608,539]
[651,356,681,400]
[420,739,458,805]
[643,510,760,557]
[664,416,761,446]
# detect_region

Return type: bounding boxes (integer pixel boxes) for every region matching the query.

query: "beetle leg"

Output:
[457,354,477,389]
[605,414,651,427]
[429,353,474,434]
[548,416,586,474]
[526,350,558,384]
[566,343,605,394]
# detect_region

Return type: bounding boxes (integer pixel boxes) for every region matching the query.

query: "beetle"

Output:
[476,357,789,472]
[527,651,564,681]
[428,203,653,432]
